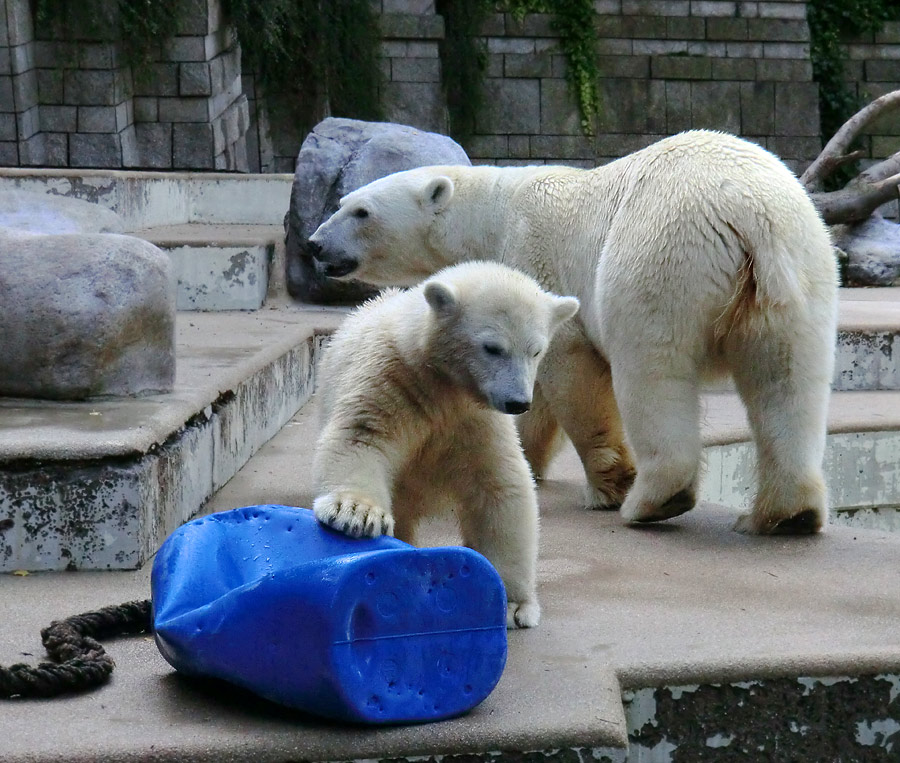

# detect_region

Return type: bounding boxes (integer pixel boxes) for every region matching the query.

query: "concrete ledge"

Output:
[0,307,345,571]
[835,289,900,391]
[0,168,293,228]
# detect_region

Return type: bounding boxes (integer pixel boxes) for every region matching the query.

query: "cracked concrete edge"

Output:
[0,339,323,571]
[0,169,294,229]
[623,673,900,761]
[0,311,345,462]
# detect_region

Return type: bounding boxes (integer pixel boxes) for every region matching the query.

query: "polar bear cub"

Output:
[313,261,579,628]
[309,130,839,536]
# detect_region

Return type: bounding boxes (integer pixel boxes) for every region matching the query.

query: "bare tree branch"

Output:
[801,89,900,191]
[811,172,900,225]
[857,151,900,185]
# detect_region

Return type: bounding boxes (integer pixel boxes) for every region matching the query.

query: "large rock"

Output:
[835,215,900,287]
[0,230,176,400]
[284,118,471,304]
[0,189,125,235]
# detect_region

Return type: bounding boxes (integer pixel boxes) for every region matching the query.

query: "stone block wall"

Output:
[1,0,40,165]
[378,0,447,134]
[843,19,900,166]
[466,0,821,170]
[3,1,900,173]
[0,0,249,170]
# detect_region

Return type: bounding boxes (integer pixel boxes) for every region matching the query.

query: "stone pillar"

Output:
[161,0,250,171]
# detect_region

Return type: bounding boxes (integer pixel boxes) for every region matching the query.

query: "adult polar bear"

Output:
[309,130,838,535]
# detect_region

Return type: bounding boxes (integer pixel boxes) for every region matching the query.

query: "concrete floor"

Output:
[1,289,900,761]
[2,386,900,762]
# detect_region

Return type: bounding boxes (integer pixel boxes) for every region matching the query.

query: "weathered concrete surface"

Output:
[284,118,470,305]
[0,229,175,399]
[0,308,345,571]
[135,224,284,311]
[623,675,900,759]
[0,168,293,229]
[834,288,900,391]
[2,389,899,762]
[0,188,125,234]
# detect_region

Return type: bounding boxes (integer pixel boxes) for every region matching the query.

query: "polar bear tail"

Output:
[713,235,804,342]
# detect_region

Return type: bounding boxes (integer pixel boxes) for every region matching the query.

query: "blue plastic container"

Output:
[151,505,508,724]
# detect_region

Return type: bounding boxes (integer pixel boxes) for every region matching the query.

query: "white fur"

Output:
[310,130,839,535]
[313,261,579,628]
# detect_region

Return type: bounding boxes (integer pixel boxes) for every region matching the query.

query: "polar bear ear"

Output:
[420,176,454,212]
[549,295,580,327]
[424,280,459,317]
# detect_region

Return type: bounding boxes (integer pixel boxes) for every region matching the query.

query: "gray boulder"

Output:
[284,118,471,304]
[835,215,900,287]
[0,189,125,235]
[0,230,176,400]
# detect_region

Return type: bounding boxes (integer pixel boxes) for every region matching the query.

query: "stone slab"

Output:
[0,309,344,463]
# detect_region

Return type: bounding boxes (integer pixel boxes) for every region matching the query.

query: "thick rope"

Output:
[0,599,151,699]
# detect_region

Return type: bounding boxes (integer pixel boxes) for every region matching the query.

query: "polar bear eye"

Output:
[353,208,369,219]
[483,343,504,357]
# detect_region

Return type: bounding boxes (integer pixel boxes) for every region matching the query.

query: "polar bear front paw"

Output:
[313,491,395,538]
[506,599,541,629]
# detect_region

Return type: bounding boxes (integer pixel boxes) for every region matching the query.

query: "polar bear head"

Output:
[419,262,579,414]
[308,166,457,287]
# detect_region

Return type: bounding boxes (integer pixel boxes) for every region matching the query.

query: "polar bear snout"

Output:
[306,239,359,279]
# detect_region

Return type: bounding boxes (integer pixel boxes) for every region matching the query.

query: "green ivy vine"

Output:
[437,0,600,140]
[808,0,900,143]
[222,0,383,136]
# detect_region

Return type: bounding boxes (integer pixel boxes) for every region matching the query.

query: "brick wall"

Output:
[0,0,249,170]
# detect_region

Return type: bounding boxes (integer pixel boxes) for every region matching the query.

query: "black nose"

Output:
[504,400,530,415]
[307,240,323,260]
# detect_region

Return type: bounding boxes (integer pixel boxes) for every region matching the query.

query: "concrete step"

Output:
[0,305,345,572]
[134,223,285,311]
[834,288,900,391]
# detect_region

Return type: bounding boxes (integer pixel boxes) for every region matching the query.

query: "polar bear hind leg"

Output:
[534,324,636,508]
[611,360,703,524]
[726,304,832,534]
